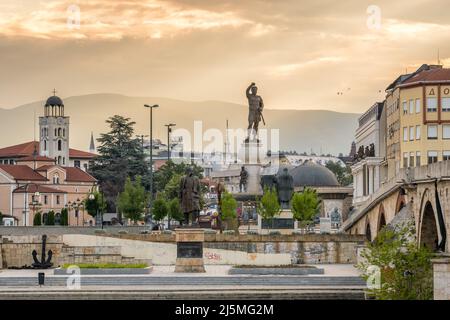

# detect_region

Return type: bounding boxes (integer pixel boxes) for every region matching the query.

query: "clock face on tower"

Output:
[57,118,65,125]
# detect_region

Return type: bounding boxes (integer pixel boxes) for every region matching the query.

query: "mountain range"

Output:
[0,94,359,156]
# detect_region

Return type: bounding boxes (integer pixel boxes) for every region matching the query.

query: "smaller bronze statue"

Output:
[276,168,294,209]
[179,167,201,226]
[239,166,249,193]
[32,234,53,269]
[260,174,277,192]
[369,143,375,157]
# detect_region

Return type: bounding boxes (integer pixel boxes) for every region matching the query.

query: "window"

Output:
[444,151,450,161]
[53,174,60,184]
[56,195,60,205]
[416,125,421,140]
[409,127,414,141]
[443,125,450,140]
[403,101,408,114]
[428,151,438,164]
[74,160,81,168]
[409,99,414,114]
[403,127,408,142]
[409,152,415,167]
[54,128,57,136]
[427,125,438,140]
[44,140,47,151]
[427,97,438,112]
[442,97,450,112]
[44,195,48,205]
[416,99,421,113]
[57,140,62,151]
[403,152,409,168]
[416,152,421,167]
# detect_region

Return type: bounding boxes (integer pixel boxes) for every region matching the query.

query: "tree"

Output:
[33,212,42,226]
[84,191,107,218]
[357,222,433,300]
[117,176,148,224]
[325,161,353,186]
[154,160,204,195]
[258,187,281,230]
[220,191,238,231]
[163,174,182,200]
[291,188,321,230]
[90,115,148,213]
[46,211,55,226]
[60,208,69,226]
[168,198,184,227]
[152,197,168,223]
[0,212,3,225]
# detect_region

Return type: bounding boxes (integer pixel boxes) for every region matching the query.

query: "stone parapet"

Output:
[432,254,450,300]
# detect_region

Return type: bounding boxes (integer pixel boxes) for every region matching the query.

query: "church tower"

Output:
[39,90,70,166]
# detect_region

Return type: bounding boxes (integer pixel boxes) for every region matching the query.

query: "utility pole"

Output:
[144,104,159,224]
[165,123,176,162]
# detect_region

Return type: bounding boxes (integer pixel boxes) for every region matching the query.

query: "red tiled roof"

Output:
[0,165,47,181]
[69,148,96,159]
[17,155,56,162]
[0,141,96,159]
[0,141,39,158]
[13,184,66,194]
[402,68,450,86]
[63,167,97,182]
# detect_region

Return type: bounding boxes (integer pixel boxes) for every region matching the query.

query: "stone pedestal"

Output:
[174,229,205,273]
[238,142,264,195]
[432,254,450,300]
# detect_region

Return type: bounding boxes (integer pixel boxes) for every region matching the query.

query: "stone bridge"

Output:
[342,161,450,253]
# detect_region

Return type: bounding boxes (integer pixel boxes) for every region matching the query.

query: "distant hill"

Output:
[0,94,359,155]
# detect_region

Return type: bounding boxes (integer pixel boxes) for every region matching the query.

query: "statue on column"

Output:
[239,166,248,193]
[179,167,201,226]
[276,168,294,209]
[245,82,265,142]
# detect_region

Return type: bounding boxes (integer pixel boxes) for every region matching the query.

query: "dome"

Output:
[45,95,64,107]
[290,161,339,187]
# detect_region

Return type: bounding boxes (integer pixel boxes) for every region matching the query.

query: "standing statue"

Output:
[276,168,294,209]
[179,167,201,226]
[245,82,265,142]
[239,166,249,193]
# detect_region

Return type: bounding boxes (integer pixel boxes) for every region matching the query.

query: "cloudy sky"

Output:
[1,0,450,113]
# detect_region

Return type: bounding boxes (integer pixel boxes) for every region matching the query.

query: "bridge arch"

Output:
[395,188,406,214]
[377,204,386,233]
[365,220,372,242]
[420,201,439,251]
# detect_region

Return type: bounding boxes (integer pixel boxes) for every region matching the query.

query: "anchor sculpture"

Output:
[32,234,53,269]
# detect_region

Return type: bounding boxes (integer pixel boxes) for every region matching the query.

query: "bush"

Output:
[62,263,148,269]
[223,230,236,235]
[46,211,55,226]
[0,212,3,225]
[94,229,106,234]
[60,208,69,226]
[33,212,42,226]
[357,222,433,300]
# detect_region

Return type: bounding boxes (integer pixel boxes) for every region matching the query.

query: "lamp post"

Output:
[165,123,176,162]
[29,190,41,225]
[144,104,159,225]
[67,199,84,226]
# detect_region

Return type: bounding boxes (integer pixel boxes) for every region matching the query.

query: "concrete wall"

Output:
[1,232,366,268]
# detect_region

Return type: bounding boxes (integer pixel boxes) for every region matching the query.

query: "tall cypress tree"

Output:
[90,115,148,212]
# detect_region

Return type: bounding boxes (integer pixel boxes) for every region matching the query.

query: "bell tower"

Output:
[39,90,70,165]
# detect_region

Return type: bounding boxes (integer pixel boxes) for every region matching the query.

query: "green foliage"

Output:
[60,208,69,226]
[325,161,353,186]
[168,198,184,223]
[90,115,148,212]
[163,174,182,200]
[0,212,3,225]
[84,191,107,218]
[33,212,42,226]
[154,161,204,194]
[357,222,433,300]
[62,263,148,269]
[291,188,321,228]
[152,197,168,222]
[221,191,237,220]
[117,176,148,223]
[46,211,55,226]
[257,187,281,229]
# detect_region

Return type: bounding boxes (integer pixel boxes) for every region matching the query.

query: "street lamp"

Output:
[165,123,176,162]
[67,199,84,226]
[144,104,159,225]
[89,190,105,229]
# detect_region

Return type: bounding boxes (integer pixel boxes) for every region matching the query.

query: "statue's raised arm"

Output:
[246,82,256,98]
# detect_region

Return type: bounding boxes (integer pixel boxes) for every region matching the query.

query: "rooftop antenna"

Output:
[33,108,36,142]
[438,48,441,65]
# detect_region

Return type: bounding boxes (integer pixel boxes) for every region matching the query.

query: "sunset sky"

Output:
[1,0,450,113]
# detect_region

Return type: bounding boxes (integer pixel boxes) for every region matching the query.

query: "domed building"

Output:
[289,161,339,188]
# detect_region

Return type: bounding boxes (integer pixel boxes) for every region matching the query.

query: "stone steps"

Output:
[0,275,365,287]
